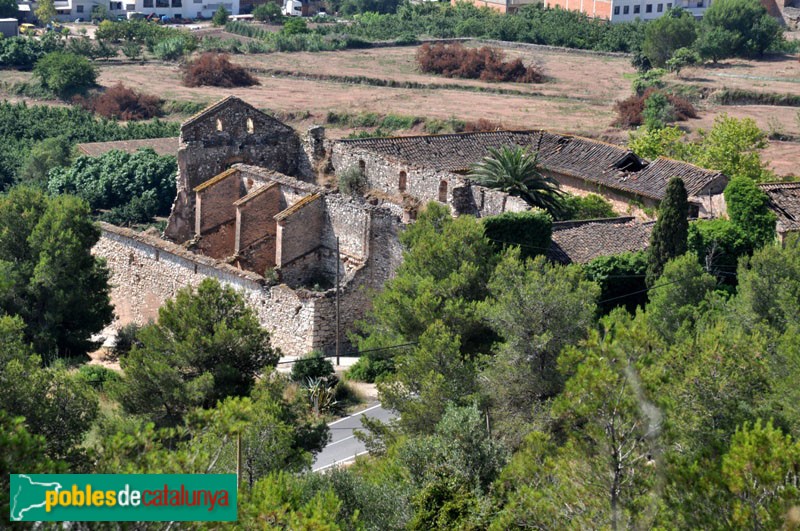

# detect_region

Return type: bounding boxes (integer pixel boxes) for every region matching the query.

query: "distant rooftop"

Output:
[338,130,725,201]
[548,217,654,264]
[76,137,179,158]
[759,181,800,234]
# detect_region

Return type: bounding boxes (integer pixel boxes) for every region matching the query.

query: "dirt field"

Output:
[4,40,799,176]
[94,51,623,136]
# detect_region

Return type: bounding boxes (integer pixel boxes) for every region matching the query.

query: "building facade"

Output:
[542,0,710,22]
[20,0,239,22]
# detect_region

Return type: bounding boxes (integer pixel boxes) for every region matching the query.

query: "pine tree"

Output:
[646,177,689,286]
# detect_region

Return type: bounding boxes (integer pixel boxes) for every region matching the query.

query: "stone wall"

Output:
[95,223,349,357]
[331,145,528,218]
[165,97,315,243]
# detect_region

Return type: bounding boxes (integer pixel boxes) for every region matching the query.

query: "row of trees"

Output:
[0,101,179,190]
[642,0,783,68]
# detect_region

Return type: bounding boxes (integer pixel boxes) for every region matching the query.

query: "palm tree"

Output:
[469,146,565,217]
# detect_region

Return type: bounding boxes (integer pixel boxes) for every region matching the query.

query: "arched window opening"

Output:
[246,117,254,134]
[216,118,223,132]
[438,180,448,202]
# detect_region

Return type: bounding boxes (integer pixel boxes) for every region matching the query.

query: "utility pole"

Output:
[236,432,242,488]
[335,236,341,367]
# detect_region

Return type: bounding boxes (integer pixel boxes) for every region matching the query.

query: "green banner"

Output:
[9,474,237,522]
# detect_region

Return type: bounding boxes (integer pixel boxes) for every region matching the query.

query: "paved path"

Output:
[312,403,395,472]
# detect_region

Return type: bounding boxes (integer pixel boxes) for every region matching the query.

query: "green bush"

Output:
[688,218,751,285]
[33,51,97,98]
[346,356,394,383]
[253,2,283,22]
[283,18,309,35]
[291,351,335,383]
[152,36,190,61]
[558,194,617,221]
[482,209,553,260]
[583,251,648,313]
[212,5,230,27]
[112,322,142,358]
[338,166,367,196]
[76,365,121,390]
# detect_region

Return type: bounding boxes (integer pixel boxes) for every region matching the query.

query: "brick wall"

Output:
[276,194,326,271]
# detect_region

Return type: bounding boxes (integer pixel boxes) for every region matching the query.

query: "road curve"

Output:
[312,403,396,472]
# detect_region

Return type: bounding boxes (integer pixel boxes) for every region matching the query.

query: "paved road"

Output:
[312,404,395,472]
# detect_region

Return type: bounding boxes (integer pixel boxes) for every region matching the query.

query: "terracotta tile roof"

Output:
[548,217,654,264]
[76,137,179,158]
[338,130,726,201]
[759,182,800,233]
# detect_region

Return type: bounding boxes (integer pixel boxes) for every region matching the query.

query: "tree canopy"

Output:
[646,177,689,286]
[0,186,112,361]
[113,278,278,426]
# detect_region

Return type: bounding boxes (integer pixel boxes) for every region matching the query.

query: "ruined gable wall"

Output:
[165,102,314,243]
[276,194,325,270]
[196,173,242,234]
[93,223,323,357]
[308,206,404,356]
[236,185,280,253]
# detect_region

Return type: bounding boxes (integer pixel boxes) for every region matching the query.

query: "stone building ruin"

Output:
[92,96,730,359]
[94,97,403,357]
[331,130,729,220]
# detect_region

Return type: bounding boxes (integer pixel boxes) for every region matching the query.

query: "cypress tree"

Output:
[646,177,689,286]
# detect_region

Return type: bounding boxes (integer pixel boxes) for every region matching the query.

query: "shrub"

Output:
[583,251,648,313]
[33,51,97,98]
[183,52,259,88]
[283,18,309,35]
[338,166,367,196]
[613,88,697,129]
[76,83,163,121]
[112,322,142,358]
[152,36,190,61]
[77,365,121,390]
[291,351,336,384]
[482,209,553,260]
[253,2,283,22]
[558,193,617,220]
[416,42,544,83]
[346,356,394,383]
[212,5,229,27]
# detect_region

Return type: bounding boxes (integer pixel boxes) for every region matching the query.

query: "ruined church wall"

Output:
[332,147,459,205]
[553,172,658,220]
[197,174,241,234]
[309,207,404,356]
[332,145,530,218]
[93,224,322,357]
[166,101,314,243]
[236,185,280,252]
[276,195,325,269]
